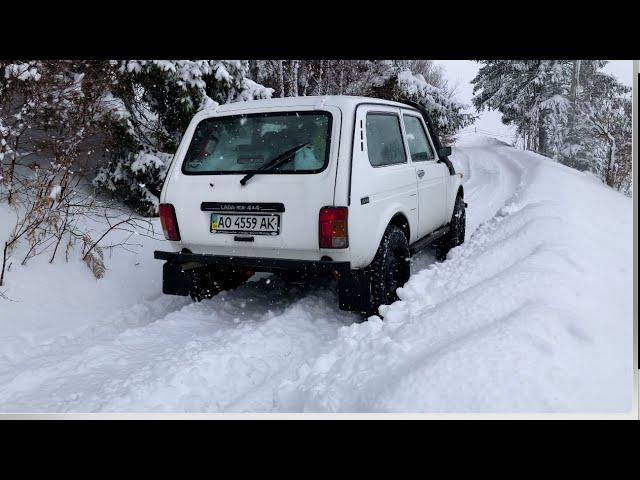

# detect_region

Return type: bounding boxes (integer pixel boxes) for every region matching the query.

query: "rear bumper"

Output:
[153,250,350,274]
[154,250,370,312]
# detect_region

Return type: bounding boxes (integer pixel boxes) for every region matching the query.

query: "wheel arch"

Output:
[389,212,410,243]
[444,179,464,223]
[350,205,414,269]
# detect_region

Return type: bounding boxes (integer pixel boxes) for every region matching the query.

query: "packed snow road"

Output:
[0,136,632,412]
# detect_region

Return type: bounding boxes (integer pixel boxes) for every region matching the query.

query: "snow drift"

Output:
[0,136,633,412]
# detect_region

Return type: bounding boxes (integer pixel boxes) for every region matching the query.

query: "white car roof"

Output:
[207,95,418,114]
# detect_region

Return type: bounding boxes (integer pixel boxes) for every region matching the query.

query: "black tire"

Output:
[189,267,248,302]
[366,226,411,315]
[436,195,466,261]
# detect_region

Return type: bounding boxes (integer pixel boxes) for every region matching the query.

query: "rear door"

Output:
[163,106,341,261]
[348,104,419,266]
[401,111,448,238]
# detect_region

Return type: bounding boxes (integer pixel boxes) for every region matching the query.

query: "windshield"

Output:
[182,111,332,174]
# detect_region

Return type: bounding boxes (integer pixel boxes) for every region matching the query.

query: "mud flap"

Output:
[162,262,191,296]
[338,269,373,313]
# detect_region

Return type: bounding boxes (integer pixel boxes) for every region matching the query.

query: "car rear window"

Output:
[182,111,332,175]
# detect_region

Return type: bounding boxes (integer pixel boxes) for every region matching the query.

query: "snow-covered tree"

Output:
[0,60,153,285]
[93,60,273,215]
[472,60,573,155]
[249,60,473,142]
[575,73,632,193]
[1,61,115,203]
[471,60,631,193]
[369,66,475,141]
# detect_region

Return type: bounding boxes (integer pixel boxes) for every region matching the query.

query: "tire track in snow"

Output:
[0,294,191,376]
[276,142,544,411]
[452,145,525,238]
[0,277,350,411]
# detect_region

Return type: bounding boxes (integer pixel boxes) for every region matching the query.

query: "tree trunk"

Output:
[248,60,260,82]
[290,60,299,97]
[0,241,8,287]
[317,60,324,96]
[6,134,22,205]
[7,153,17,205]
[604,139,617,187]
[537,112,547,156]
[300,61,308,96]
[277,60,285,98]
[566,60,582,164]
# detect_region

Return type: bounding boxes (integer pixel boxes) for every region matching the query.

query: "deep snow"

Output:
[0,136,633,412]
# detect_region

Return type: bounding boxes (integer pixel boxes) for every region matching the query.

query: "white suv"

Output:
[155,95,466,316]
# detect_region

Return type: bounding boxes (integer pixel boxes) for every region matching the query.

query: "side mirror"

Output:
[438,146,452,157]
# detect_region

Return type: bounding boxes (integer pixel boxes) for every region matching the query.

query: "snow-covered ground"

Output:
[0,136,633,413]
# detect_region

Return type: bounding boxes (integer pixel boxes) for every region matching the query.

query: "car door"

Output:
[401,111,448,238]
[348,105,419,266]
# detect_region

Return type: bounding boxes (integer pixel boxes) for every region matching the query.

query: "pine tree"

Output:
[93,60,272,215]
[472,60,567,156]
[471,60,631,194]
[370,66,475,141]
[249,60,473,141]
[575,73,632,192]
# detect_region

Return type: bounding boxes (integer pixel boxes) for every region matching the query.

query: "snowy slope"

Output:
[0,136,633,412]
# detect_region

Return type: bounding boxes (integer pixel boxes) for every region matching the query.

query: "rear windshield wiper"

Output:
[240,142,310,186]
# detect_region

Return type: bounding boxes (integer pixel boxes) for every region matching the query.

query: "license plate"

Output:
[210,213,280,235]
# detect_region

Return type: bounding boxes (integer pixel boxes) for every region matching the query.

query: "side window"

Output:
[403,115,435,162]
[365,113,407,167]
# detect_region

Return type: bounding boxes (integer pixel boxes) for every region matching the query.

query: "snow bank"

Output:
[0,206,167,368]
[454,135,512,147]
[278,143,632,412]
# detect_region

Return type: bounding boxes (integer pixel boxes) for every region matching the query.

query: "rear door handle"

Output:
[416,169,425,178]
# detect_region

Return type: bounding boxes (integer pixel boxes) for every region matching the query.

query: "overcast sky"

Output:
[435,60,633,142]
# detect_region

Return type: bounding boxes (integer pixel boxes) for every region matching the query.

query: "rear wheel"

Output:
[366,226,411,316]
[189,267,249,302]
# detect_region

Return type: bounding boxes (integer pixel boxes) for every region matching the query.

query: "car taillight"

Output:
[319,206,348,249]
[159,203,181,241]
